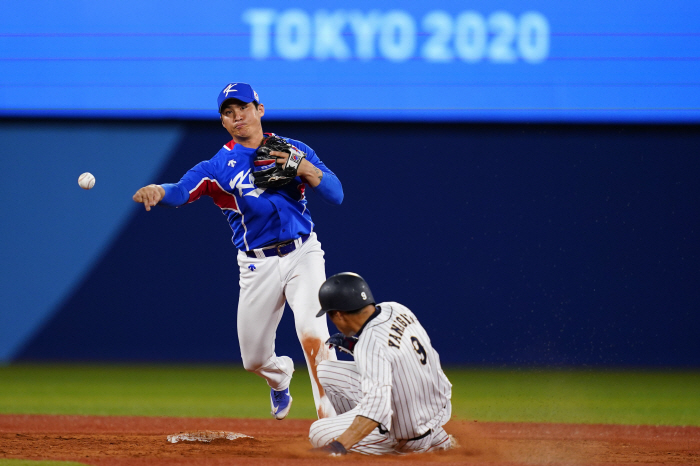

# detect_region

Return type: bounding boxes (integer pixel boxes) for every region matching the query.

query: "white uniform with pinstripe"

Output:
[309,302,452,455]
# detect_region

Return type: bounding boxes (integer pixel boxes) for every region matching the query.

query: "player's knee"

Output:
[316,360,334,389]
[308,419,328,447]
[241,355,265,373]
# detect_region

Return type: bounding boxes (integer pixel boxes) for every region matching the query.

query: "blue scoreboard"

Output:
[1,0,698,122]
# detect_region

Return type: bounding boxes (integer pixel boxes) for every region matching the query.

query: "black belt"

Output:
[406,429,432,441]
[245,234,310,258]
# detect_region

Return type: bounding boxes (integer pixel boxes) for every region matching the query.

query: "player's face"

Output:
[328,311,353,336]
[220,101,265,143]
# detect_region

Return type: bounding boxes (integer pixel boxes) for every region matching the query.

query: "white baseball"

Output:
[78,172,96,190]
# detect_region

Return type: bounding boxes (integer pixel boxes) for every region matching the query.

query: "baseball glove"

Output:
[253,135,306,189]
[326,333,359,356]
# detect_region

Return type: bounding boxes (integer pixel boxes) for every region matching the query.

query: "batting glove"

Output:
[326,333,358,355]
[310,440,347,456]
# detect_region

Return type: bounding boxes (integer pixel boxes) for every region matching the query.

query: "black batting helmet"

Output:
[316,272,375,317]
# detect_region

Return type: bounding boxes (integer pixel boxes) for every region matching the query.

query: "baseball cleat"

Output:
[270,387,293,420]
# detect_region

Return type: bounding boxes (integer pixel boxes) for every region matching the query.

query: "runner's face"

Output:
[328,311,353,336]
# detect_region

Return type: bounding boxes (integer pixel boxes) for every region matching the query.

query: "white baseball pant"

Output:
[309,360,451,454]
[236,233,337,418]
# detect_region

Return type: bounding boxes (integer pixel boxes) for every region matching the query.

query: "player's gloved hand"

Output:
[310,440,348,456]
[326,333,359,355]
[253,135,306,189]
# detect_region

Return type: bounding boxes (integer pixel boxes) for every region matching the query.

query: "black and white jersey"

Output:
[354,302,452,440]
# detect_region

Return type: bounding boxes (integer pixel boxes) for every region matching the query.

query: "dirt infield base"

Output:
[1,414,699,465]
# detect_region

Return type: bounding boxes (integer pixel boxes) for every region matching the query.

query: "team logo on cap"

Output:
[223,84,238,97]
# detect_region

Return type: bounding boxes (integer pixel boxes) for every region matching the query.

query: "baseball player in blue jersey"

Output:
[132,82,342,420]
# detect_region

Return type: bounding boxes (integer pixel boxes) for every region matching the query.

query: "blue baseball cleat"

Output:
[270,387,293,420]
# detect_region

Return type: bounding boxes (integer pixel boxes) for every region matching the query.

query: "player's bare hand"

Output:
[269,150,289,165]
[270,149,316,176]
[132,184,165,211]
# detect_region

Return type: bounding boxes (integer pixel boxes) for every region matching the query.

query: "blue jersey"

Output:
[160,135,343,251]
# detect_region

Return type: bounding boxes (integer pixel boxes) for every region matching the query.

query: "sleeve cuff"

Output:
[312,174,344,205]
[160,183,188,207]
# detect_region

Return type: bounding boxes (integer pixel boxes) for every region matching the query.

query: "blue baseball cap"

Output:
[217,83,260,113]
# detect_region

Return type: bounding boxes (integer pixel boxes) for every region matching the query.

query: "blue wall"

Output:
[3,120,699,366]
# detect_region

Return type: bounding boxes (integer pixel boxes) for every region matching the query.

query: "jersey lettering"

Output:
[411,336,428,365]
[387,312,416,348]
[230,169,266,198]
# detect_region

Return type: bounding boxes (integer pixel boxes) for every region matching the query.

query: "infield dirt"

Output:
[1,414,699,465]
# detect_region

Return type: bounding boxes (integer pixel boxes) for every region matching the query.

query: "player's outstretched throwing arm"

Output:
[132,161,216,211]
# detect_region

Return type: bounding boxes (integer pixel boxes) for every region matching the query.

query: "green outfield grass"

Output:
[0,365,698,426]
[447,369,700,426]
